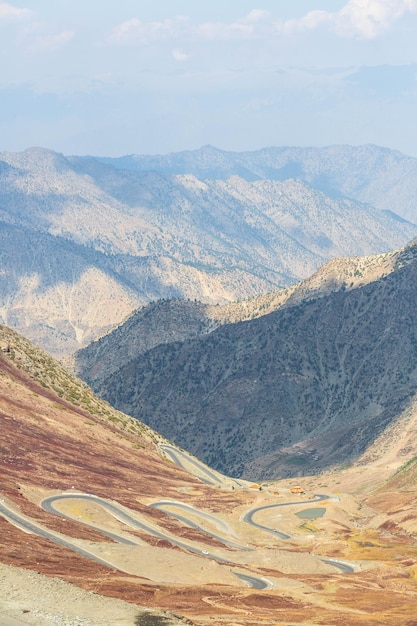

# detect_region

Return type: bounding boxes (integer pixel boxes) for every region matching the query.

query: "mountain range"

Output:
[3,142,417,625]
[75,237,417,480]
[1,144,417,355]
[96,143,417,223]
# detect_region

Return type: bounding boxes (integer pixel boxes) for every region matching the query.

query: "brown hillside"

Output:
[2,326,417,625]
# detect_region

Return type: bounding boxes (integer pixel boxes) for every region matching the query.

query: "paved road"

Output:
[158,445,354,574]
[320,558,355,574]
[160,444,222,485]
[242,493,330,539]
[2,486,352,587]
[42,495,139,545]
[42,494,231,563]
[150,500,251,550]
[0,499,133,574]
[44,495,271,588]
[234,572,273,590]
[242,494,355,574]
[2,496,270,588]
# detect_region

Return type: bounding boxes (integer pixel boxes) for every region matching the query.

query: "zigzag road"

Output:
[0,495,272,589]
[161,446,355,575]
[0,444,354,586]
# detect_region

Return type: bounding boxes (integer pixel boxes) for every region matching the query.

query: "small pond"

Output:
[295,507,326,520]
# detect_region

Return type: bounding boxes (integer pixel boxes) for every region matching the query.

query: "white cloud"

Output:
[0,1,32,22]
[111,11,272,45]
[336,0,417,38]
[274,0,417,39]
[172,48,188,62]
[193,11,272,40]
[111,4,414,47]
[242,10,270,24]
[274,10,331,36]
[196,21,253,40]
[111,16,188,44]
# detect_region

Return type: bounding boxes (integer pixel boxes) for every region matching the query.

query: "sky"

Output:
[1,0,417,156]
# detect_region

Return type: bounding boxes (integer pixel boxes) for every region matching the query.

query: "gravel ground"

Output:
[0,563,183,626]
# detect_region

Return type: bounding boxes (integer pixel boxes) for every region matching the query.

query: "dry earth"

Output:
[0,562,182,626]
[1,336,417,626]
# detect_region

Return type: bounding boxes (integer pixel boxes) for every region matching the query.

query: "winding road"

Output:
[0,499,134,574]
[242,495,355,574]
[41,493,231,563]
[159,444,223,486]
[242,493,330,539]
[0,444,354,588]
[1,496,271,589]
[150,499,251,550]
[160,445,356,575]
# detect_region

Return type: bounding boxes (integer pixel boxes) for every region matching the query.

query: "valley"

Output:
[1,143,417,625]
[76,238,417,480]
[1,327,417,625]
[3,0,417,615]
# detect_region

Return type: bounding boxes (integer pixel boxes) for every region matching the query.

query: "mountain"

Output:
[72,291,298,385]
[96,143,417,224]
[75,238,417,480]
[0,221,143,355]
[1,146,416,356]
[2,324,417,626]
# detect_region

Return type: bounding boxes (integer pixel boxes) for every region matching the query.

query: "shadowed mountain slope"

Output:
[77,239,417,479]
[96,143,417,224]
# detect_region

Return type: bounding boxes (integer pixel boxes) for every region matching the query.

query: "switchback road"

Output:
[242,494,355,574]
[242,493,330,539]
[150,500,251,550]
[159,444,223,485]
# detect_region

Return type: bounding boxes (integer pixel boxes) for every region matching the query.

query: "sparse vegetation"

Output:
[0,323,163,449]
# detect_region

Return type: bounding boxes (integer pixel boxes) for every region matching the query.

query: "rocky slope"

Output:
[75,239,417,479]
[1,146,416,356]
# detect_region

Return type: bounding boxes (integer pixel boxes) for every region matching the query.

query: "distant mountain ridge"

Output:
[0,144,416,355]
[75,238,417,479]
[94,143,417,224]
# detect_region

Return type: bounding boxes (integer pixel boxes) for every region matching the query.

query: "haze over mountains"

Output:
[76,238,417,480]
[97,143,417,223]
[1,144,417,355]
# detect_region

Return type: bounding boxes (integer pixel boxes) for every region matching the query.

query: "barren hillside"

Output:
[1,325,417,625]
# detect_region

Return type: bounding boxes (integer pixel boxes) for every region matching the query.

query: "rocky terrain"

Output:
[74,238,417,479]
[1,146,416,356]
[0,563,163,626]
[1,323,417,625]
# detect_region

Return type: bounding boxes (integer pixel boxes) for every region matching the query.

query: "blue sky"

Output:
[1,0,417,156]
